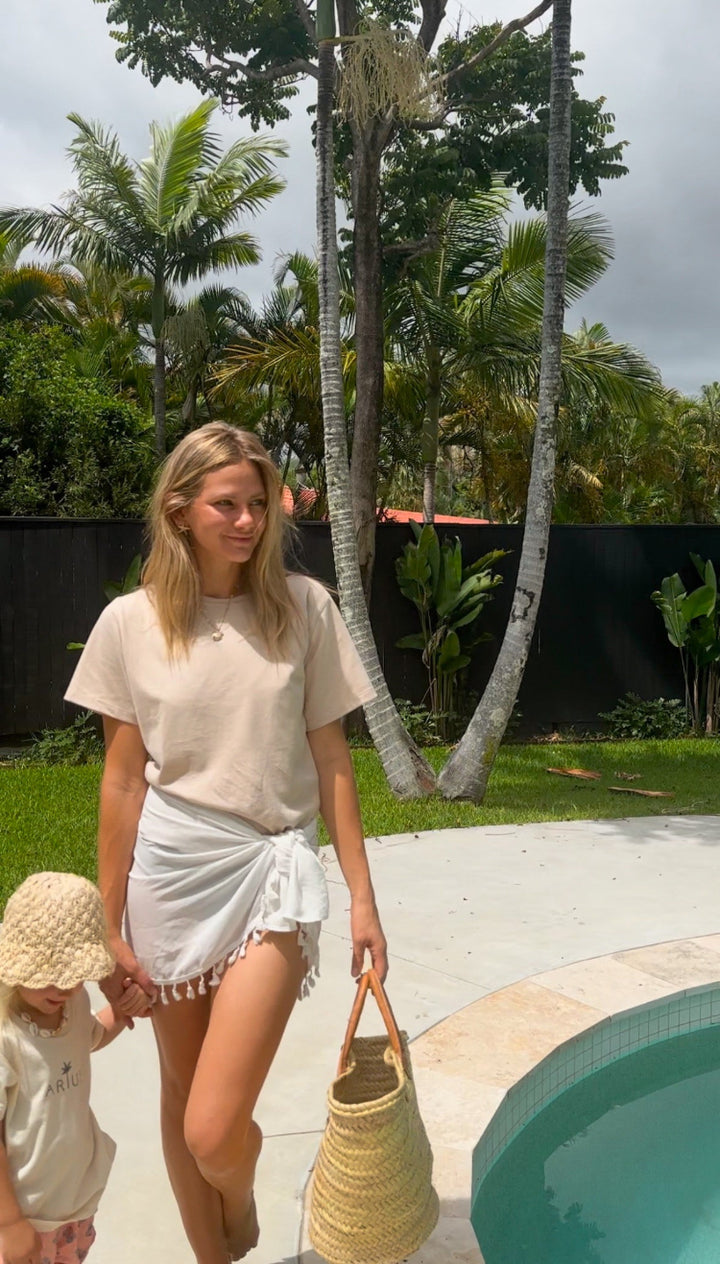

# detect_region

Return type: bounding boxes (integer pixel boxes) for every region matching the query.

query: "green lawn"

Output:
[0,739,718,907]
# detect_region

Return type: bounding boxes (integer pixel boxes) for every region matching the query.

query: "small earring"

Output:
[177,522,189,534]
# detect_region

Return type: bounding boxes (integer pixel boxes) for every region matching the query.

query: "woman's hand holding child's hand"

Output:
[0,1215,41,1264]
[102,937,156,1019]
[117,977,154,1024]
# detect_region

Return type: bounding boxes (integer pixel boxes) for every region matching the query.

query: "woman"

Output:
[65,422,387,1264]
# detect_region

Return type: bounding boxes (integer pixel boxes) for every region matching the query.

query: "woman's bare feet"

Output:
[223,1120,263,1260]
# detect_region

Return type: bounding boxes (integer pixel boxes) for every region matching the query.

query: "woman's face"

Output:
[180,461,269,573]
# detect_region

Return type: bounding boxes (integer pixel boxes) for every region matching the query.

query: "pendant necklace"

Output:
[202,592,235,642]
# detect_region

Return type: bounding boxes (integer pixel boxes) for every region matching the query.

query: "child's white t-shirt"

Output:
[0,988,115,1231]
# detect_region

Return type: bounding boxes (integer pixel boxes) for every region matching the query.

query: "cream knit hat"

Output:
[0,872,115,989]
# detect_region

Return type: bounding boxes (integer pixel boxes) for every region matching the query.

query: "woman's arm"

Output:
[99,717,155,1005]
[307,720,388,981]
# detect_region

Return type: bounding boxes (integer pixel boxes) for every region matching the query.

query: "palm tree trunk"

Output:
[152,279,167,458]
[422,346,442,523]
[438,0,574,801]
[316,5,435,798]
[153,337,167,457]
[349,125,386,601]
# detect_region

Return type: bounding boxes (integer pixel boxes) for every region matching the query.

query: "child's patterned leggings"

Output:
[38,1217,96,1264]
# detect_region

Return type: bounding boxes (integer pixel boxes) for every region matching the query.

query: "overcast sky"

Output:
[2,0,717,395]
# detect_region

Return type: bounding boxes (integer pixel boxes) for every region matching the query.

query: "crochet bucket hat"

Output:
[0,872,115,989]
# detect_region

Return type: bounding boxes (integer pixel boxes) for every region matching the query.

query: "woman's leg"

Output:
[151,989,229,1264]
[184,932,307,1259]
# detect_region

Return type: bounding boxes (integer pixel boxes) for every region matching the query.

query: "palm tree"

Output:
[384,187,510,522]
[0,231,71,324]
[439,0,575,801]
[0,100,285,455]
[386,206,662,525]
[46,262,154,409]
[316,0,435,797]
[163,283,252,428]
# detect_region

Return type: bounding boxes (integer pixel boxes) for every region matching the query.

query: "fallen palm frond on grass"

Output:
[0,738,717,906]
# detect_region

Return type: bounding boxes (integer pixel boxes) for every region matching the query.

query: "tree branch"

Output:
[292,0,316,40]
[208,52,318,83]
[404,103,452,131]
[335,0,361,39]
[383,233,440,257]
[444,0,554,84]
[418,0,448,53]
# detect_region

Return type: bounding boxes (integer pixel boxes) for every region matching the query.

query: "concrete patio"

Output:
[89,813,720,1263]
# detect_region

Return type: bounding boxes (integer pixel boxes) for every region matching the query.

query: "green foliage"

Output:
[599,694,689,741]
[19,712,104,767]
[0,323,154,516]
[380,24,627,253]
[104,553,143,601]
[100,0,313,128]
[393,699,446,747]
[96,1,626,224]
[4,740,719,906]
[0,101,286,453]
[652,554,720,734]
[395,522,507,736]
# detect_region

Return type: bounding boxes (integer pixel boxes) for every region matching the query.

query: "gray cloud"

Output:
[2,0,717,393]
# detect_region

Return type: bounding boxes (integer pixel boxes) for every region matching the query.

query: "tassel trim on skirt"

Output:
[124,787,330,1003]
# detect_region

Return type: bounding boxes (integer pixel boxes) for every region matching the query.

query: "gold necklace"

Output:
[201,593,235,642]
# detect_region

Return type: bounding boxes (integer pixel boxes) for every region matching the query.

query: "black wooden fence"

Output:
[3,517,720,737]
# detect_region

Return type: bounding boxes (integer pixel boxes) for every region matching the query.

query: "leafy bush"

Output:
[0,323,154,517]
[19,712,104,766]
[393,699,447,747]
[599,694,689,740]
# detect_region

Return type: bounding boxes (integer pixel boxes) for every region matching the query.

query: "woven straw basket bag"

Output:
[309,968,439,1264]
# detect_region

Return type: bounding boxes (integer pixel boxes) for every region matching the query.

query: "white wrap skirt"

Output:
[124,787,330,1003]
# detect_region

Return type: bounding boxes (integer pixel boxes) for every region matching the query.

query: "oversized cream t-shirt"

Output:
[0,988,115,1231]
[65,574,375,833]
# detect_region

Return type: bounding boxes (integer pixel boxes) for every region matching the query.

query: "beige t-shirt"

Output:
[0,989,115,1232]
[65,574,375,832]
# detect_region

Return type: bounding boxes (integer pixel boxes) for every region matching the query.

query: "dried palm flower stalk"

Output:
[337,23,442,126]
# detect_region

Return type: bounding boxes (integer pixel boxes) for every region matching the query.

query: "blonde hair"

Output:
[0,982,19,1032]
[143,422,295,657]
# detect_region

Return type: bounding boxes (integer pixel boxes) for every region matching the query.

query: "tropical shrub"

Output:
[395,522,507,738]
[19,711,104,766]
[652,554,720,734]
[599,694,688,740]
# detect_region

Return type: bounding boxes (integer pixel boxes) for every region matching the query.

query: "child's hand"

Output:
[116,977,154,1025]
[0,1215,41,1264]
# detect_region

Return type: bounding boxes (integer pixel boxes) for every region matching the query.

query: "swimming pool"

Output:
[472,1002,720,1263]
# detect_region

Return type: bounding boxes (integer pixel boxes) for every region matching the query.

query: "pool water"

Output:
[472,1024,720,1263]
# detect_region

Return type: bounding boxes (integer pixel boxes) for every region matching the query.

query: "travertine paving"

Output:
[87,814,720,1263]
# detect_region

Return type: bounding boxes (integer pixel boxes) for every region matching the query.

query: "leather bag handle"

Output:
[338,968,404,1074]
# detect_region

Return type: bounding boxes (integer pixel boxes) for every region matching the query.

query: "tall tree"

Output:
[316,0,435,795]
[0,100,285,456]
[439,0,574,800]
[94,0,627,579]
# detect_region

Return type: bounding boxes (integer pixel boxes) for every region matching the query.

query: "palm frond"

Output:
[137,98,221,231]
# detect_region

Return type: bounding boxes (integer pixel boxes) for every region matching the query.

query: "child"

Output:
[0,872,141,1264]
